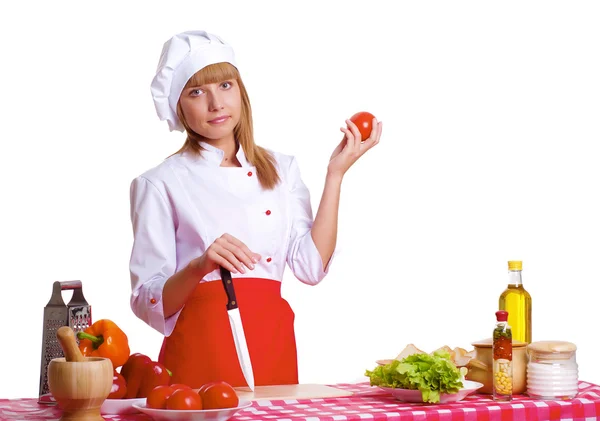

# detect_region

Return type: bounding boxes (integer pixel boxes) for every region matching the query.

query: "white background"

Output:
[1,1,599,399]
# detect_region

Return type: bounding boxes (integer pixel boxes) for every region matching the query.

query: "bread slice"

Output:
[429,345,475,367]
[394,344,427,361]
[429,345,455,364]
[452,347,473,367]
[387,344,475,367]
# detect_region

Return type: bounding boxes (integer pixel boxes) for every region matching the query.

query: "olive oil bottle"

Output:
[499,261,532,344]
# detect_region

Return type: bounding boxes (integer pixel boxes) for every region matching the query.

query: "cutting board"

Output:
[232,384,354,401]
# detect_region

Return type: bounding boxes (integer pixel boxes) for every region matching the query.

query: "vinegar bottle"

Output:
[499,260,532,344]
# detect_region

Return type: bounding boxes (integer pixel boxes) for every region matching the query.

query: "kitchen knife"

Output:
[220,266,255,391]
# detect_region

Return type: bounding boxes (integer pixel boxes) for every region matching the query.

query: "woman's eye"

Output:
[190,89,203,96]
[221,81,232,89]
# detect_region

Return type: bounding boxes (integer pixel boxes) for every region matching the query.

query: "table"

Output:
[2,381,599,421]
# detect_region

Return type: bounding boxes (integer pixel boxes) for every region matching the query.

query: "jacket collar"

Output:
[197,141,250,168]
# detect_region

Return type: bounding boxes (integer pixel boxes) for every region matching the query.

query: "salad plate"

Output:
[379,380,484,404]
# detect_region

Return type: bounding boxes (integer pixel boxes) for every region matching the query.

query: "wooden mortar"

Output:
[47,326,113,421]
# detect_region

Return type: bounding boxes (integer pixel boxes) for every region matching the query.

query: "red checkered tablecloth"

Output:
[2,381,599,421]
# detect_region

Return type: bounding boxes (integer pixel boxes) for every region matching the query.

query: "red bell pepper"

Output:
[138,361,171,398]
[120,353,172,398]
[107,370,127,399]
[121,353,152,399]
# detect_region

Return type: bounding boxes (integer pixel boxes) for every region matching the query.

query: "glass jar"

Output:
[526,341,578,399]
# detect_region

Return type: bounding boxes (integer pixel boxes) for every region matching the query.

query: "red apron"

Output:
[158,277,298,388]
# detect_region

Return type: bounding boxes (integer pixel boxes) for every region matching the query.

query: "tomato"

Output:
[197,381,217,396]
[170,383,192,392]
[199,381,239,409]
[349,111,376,141]
[166,388,203,410]
[146,385,174,409]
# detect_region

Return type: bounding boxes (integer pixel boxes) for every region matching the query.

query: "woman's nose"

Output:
[208,91,224,111]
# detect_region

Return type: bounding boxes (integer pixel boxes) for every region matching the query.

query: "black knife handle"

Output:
[220,267,238,310]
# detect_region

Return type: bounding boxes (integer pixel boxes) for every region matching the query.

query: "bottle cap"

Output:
[496,310,509,321]
[508,261,522,271]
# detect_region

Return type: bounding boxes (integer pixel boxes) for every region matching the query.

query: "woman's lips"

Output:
[208,115,230,124]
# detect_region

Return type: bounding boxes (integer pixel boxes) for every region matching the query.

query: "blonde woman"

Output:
[129,30,381,388]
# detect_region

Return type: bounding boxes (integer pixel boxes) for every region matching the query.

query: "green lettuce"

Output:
[364,350,464,403]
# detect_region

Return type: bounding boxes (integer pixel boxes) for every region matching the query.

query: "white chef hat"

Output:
[150,30,238,132]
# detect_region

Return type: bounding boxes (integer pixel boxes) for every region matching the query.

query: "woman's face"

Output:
[178,79,242,142]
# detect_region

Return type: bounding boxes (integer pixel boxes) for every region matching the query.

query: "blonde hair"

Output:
[174,63,280,190]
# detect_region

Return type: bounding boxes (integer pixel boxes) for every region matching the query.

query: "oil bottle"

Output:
[499,260,532,344]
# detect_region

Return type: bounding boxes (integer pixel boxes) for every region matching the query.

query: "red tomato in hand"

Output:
[199,381,239,409]
[166,389,203,410]
[349,111,376,141]
[146,385,174,409]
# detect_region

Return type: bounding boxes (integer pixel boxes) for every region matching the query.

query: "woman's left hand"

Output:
[327,116,382,179]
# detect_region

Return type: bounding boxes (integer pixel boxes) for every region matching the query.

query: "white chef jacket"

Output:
[129,141,334,337]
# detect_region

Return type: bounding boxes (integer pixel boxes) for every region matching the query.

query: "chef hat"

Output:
[150,30,238,132]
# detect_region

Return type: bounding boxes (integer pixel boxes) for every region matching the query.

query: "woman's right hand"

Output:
[188,233,261,275]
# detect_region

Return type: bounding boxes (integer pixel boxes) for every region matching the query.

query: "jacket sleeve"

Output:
[129,176,181,336]
[285,157,337,285]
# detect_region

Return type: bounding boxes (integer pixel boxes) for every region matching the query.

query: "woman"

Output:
[129,30,382,388]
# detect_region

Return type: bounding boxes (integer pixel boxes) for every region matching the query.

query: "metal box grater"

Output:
[38,280,92,404]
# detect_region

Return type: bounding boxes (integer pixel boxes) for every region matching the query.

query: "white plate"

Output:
[132,400,252,421]
[101,398,146,415]
[379,380,484,404]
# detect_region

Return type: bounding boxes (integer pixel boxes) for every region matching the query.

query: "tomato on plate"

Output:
[198,381,239,409]
[170,383,192,392]
[349,111,376,141]
[166,389,203,410]
[197,381,217,396]
[147,385,174,409]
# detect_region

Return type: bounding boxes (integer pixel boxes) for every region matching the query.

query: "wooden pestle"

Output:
[56,326,86,362]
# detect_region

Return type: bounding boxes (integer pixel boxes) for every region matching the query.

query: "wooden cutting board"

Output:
[232,384,354,401]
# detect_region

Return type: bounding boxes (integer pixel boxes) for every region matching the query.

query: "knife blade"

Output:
[220,266,255,391]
